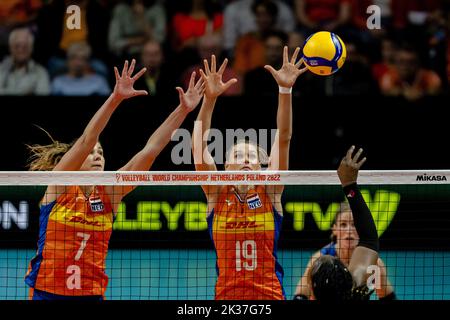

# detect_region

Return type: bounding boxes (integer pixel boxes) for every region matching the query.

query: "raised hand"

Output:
[176,71,205,112]
[337,146,367,187]
[113,59,148,100]
[264,46,308,88]
[199,55,237,99]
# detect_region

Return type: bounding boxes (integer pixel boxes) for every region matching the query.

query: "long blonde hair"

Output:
[26,126,74,171]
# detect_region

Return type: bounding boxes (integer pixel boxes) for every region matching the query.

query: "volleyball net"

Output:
[0,170,449,300]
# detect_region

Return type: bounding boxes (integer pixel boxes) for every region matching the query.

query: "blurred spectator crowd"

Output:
[0,0,449,100]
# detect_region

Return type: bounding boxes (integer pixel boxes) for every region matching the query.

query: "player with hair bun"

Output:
[192,47,307,300]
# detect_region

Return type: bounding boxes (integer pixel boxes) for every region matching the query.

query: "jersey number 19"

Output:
[236,240,257,271]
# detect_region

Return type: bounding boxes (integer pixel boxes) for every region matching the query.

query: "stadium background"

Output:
[0,0,450,300]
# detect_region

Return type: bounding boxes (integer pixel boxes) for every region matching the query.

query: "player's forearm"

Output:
[276,93,293,145]
[142,104,190,162]
[295,277,311,297]
[343,183,379,252]
[193,97,216,154]
[81,93,123,145]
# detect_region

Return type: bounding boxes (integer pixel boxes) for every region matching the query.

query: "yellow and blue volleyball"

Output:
[302,31,347,76]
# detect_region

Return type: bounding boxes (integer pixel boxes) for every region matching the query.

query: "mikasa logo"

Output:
[416,174,447,182]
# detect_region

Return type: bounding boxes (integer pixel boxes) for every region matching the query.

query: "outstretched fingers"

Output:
[356,156,367,169]
[176,86,185,100]
[122,60,129,78]
[344,146,367,168]
[199,83,206,96]
[291,47,300,64]
[295,57,305,68]
[134,90,148,97]
[194,75,204,90]
[352,148,364,163]
[114,67,120,81]
[218,58,228,75]
[223,78,238,91]
[211,55,216,73]
[199,68,208,81]
[132,67,147,81]
[264,65,277,77]
[298,65,308,75]
[189,71,196,89]
[346,145,355,162]
[128,59,136,77]
[203,59,210,75]
[283,46,288,64]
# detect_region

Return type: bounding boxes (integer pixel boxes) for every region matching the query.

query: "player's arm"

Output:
[340,146,379,287]
[294,250,321,300]
[111,72,205,200]
[193,55,237,200]
[265,46,307,195]
[43,60,147,205]
[54,60,147,172]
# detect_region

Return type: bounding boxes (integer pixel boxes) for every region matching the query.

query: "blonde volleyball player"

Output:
[305,146,383,301]
[25,59,205,300]
[294,201,395,300]
[192,48,307,300]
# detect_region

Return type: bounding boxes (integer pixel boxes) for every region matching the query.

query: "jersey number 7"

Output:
[66,232,91,290]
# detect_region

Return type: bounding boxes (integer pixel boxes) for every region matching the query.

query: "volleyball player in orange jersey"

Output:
[25,59,205,300]
[192,48,307,300]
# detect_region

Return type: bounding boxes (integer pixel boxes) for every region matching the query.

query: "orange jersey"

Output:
[207,186,285,300]
[25,186,113,296]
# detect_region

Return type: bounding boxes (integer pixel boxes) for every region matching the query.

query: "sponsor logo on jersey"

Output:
[346,190,356,198]
[222,221,262,229]
[67,216,102,226]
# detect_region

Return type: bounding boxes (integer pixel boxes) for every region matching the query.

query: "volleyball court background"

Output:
[0,171,449,300]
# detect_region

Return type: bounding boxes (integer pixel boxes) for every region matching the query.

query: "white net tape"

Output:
[0,170,449,186]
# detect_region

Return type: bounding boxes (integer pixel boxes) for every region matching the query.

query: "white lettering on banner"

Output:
[176,121,277,165]
[367,265,381,290]
[66,5,81,30]
[366,5,381,30]
[171,129,192,165]
[114,173,282,184]
[0,201,29,230]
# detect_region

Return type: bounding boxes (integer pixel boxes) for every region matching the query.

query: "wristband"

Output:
[279,86,292,94]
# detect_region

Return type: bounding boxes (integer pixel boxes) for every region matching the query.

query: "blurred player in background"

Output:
[305,146,383,301]
[294,203,395,300]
